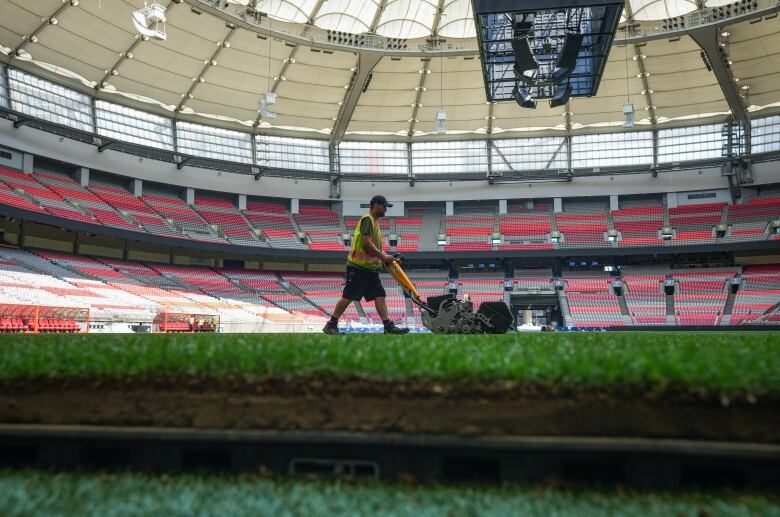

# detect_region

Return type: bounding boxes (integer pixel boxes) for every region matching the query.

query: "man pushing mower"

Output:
[322,195,410,335]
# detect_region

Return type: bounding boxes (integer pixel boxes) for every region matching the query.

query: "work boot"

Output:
[322,322,343,335]
[383,321,410,334]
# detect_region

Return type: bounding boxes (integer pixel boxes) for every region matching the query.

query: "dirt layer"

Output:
[1,376,778,443]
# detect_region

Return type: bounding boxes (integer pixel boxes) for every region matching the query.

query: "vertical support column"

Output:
[76,167,90,187]
[22,153,33,174]
[445,201,454,217]
[251,134,259,166]
[498,199,507,215]
[122,239,129,261]
[237,194,247,211]
[185,187,195,205]
[652,129,659,174]
[666,192,678,209]
[132,179,143,198]
[610,195,619,212]
[526,200,534,210]
[565,136,572,172]
[73,231,80,255]
[18,219,25,249]
[553,198,563,213]
[407,142,415,186]
[291,198,300,215]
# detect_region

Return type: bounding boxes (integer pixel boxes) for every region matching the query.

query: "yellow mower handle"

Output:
[386,261,436,315]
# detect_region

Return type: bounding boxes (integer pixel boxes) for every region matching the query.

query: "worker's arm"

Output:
[362,234,394,266]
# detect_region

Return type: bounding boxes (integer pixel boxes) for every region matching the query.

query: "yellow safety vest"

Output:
[348,213,382,271]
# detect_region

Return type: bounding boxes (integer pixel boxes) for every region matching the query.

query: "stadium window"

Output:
[8,68,93,132]
[491,136,567,171]
[657,124,722,163]
[256,135,329,173]
[339,141,408,175]
[95,100,174,151]
[571,131,653,169]
[751,115,780,154]
[176,121,252,164]
[411,140,488,175]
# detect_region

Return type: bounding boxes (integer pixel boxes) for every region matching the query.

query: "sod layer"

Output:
[1,332,779,394]
[1,332,778,441]
[1,470,778,517]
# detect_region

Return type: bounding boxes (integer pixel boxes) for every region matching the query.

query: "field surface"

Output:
[0,470,778,517]
[1,332,778,441]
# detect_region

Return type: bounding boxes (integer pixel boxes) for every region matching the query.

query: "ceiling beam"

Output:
[253,0,327,129]
[329,53,382,146]
[11,1,75,59]
[634,46,657,125]
[408,0,447,138]
[176,25,237,113]
[622,5,656,126]
[327,0,389,146]
[368,0,390,33]
[97,0,182,91]
[689,25,749,123]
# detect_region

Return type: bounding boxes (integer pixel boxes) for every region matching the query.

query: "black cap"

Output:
[370,195,393,208]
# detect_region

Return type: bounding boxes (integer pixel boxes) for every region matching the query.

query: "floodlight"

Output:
[132,2,167,41]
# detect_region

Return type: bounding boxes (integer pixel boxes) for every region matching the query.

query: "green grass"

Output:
[1,332,779,395]
[0,469,778,517]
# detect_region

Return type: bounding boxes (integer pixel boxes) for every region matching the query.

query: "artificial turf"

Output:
[0,469,777,517]
[0,332,778,395]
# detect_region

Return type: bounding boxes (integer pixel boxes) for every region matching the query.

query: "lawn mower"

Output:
[386,257,513,334]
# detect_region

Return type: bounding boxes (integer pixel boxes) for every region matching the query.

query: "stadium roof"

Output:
[0,0,778,141]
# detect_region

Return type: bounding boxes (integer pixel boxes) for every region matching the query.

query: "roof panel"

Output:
[314,0,380,33]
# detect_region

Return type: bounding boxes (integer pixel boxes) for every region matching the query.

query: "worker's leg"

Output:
[373,296,390,321]
[331,297,352,319]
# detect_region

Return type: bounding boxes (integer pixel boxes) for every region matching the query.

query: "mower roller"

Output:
[387,259,513,334]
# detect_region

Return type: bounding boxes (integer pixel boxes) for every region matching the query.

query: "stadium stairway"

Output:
[721,288,737,326]
[665,291,675,325]
[616,292,632,324]
[557,290,572,327]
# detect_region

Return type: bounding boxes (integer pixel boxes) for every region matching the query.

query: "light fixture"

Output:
[436,108,447,135]
[48,17,58,25]
[258,92,277,119]
[721,31,730,37]
[741,85,750,90]
[623,103,635,128]
[132,2,167,41]
[641,89,654,94]
[126,52,134,59]
[29,35,38,43]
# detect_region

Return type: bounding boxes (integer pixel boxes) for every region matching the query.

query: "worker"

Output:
[323,195,409,335]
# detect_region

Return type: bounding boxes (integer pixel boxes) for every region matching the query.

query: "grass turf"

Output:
[0,469,778,517]
[0,332,778,395]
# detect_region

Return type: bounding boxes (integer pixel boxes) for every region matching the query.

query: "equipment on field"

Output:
[386,261,513,334]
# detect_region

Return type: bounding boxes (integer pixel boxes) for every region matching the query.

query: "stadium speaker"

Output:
[511,36,538,73]
[476,302,514,334]
[513,63,537,84]
[512,84,536,109]
[549,83,572,108]
[556,33,583,70]
[551,66,572,82]
[513,13,534,36]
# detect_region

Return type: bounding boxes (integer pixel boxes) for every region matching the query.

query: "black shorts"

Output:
[342,264,386,302]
